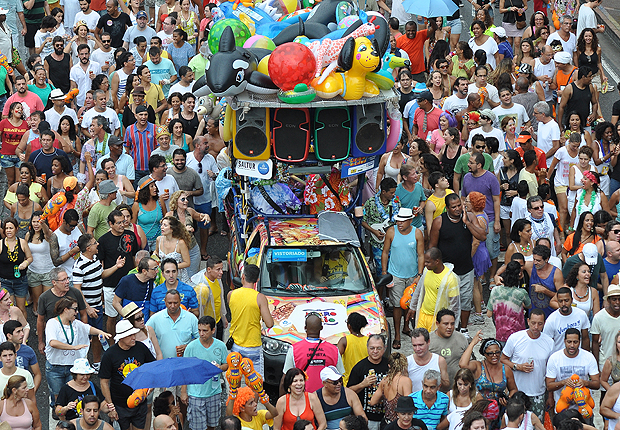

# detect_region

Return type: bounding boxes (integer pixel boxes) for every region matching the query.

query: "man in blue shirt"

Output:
[112,257,158,322]
[410,369,449,430]
[150,258,199,317]
[181,316,228,430]
[2,321,41,393]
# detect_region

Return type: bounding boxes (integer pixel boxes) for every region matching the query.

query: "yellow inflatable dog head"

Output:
[337,36,381,74]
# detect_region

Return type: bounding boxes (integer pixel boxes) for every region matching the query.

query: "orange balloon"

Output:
[127,388,149,408]
[400,282,417,309]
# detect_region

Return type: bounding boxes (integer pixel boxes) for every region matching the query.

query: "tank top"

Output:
[388,226,419,279]
[441,145,463,183]
[158,238,191,284]
[0,399,32,430]
[317,386,352,430]
[116,69,130,100]
[180,113,199,138]
[572,287,593,317]
[137,201,163,241]
[476,361,507,401]
[0,238,27,279]
[556,66,577,106]
[131,223,143,249]
[229,288,261,348]
[140,330,157,358]
[14,204,34,239]
[342,334,369,384]
[530,265,557,317]
[438,212,473,276]
[282,393,316,430]
[45,54,72,93]
[384,152,401,182]
[27,239,55,274]
[609,391,620,430]
[565,82,592,126]
[448,390,472,414]
[76,418,105,430]
[407,353,440,392]
[578,51,599,74]
[428,190,453,220]
[597,140,612,176]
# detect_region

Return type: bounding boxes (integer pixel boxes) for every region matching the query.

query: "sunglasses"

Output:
[612,230,620,235]
[474,145,486,150]
[135,315,144,321]
[326,378,343,385]
[480,116,490,121]
[197,162,202,173]
[485,350,501,356]
[531,206,544,210]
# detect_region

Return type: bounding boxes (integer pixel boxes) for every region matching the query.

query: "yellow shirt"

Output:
[229,288,262,348]
[420,266,459,315]
[239,410,273,430]
[206,276,222,323]
[428,189,453,220]
[129,83,165,112]
[342,334,369,385]
[145,51,171,61]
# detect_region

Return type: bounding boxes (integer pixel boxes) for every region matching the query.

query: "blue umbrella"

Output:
[122,357,222,389]
[401,0,458,18]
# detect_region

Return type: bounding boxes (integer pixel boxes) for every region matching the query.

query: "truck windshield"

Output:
[259,245,369,295]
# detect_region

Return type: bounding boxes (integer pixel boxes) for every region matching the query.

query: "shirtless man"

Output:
[204,117,225,160]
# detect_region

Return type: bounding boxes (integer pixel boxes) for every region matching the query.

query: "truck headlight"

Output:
[262,336,291,354]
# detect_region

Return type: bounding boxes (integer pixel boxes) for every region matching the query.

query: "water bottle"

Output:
[99,334,110,351]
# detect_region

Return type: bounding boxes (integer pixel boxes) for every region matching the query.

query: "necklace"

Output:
[5,239,19,263]
[57,316,75,345]
[518,241,531,253]
[576,189,597,217]
[574,286,589,300]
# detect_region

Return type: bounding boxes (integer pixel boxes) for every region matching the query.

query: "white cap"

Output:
[114,319,140,342]
[0,8,9,15]
[582,243,598,266]
[394,208,414,222]
[554,52,571,64]
[490,27,506,38]
[320,365,343,382]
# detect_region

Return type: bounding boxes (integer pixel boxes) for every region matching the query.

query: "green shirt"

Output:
[28,83,54,107]
[0,67,7,97]
[363,195,400,249]
[87,201,117,240]
[453,152,494,189]
[23,0,46,24]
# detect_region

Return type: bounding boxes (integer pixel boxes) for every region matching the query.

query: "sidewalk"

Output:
[596,4,620,46]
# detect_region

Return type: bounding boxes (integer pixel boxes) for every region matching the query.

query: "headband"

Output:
[583,170,598,184]
[0,289,9,301]
[482,339,502,352]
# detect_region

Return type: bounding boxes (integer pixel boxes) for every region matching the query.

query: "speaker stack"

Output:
[272,108,311,162]
[233,107,271,160]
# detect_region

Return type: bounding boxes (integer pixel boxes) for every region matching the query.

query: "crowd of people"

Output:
[0,1,619,430]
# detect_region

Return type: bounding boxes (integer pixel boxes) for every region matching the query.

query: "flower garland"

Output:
[375,193,399,222]
[576,189,597,218]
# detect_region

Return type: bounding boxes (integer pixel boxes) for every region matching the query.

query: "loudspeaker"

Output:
[314,107,351,162]
[233,107,271,160]
[272,108,310,162]
[350,103,386,157]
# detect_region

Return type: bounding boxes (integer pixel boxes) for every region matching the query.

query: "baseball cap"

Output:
[516,131,532,143]
[554,52,571,64]
[479,108,496,122]
[99,179,119,194]
[136,10,148,19]
[135,105,148,114]
[320,365,343,382]
[490,27,506,38]
[416,91,433,102]
[582,243,598,266]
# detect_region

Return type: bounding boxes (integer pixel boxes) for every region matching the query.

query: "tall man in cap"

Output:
[87,180,119,240]
[553,52,577,108]
[411,91,442,140]
[99,319,155,430]
[123,10,156,50]
[125,104,156,186]
[382,208,424,350]
[384,397,428,430]
[97,136,135,181]
[515,131,547,173]
[316,366,366,430]
[45,89,79,131]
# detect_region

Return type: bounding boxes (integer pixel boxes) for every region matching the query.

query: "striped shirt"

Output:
[124,122,156,171]
[410,390,449,430]
[72,255,104,307]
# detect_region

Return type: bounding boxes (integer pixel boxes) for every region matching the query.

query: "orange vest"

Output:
[557,66,578,91]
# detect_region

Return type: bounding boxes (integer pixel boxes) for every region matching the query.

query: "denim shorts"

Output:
[231,343,264,378]
[0,277,29,298]
[0,154,20,169]
[27,269,52,288]
[446,18,462,34]
[194,202,212,230]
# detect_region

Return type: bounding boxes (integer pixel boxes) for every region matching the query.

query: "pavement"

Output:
[596,4,620,49]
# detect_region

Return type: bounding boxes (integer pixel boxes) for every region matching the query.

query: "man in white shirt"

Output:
[442,77,469,117]
[547,16,577,60]
[45,89,78,131]
[74,0,99,33]
[576,0,604,41]
[532,101,560,168]
[81,89,121,137]
[533,45,556,103]
[543,287,591,353]
[591,285,620,369]
[90,32,115,75]
[468,66,499,110]
[501,309,554,421]
[0,342,35,401]
[545,328,599,414]
[149,153,179,208]
[466,109,504,149]
[492,87,530,133]
[169,66,195,95]
[69,44,102,107]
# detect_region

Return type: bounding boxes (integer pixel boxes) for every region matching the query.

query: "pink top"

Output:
[430,129,446,154]
[0,399,33,430]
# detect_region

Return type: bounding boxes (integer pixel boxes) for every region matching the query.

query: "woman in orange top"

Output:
[273,368,327,430]
[562,211,600,263]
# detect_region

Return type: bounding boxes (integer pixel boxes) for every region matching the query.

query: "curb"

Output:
[596,5,620,47]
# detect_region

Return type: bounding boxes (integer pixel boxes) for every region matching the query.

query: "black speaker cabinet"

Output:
[272,108,310,162]
[350,103,386,157]
[233,107,271,160]
[314,107,351,162]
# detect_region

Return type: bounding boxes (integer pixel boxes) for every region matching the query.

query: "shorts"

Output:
[416,310,435,331]
[1,277,29,298]
[103,286,118,317]
[0,154,20,168]
[446,18,462,35]
[188,394,221,429]
[592,72,602,92]
[88,305,104,330]
[195,202,212,230]
[389,275,416,307]
[458,269,475,311]
[24,23,40,47]
[554,185,568,195]
[27,269,52,288]
[500,205,510,220]
[116,402,148,430]
[486,221,500,259]
[371,246,383,276]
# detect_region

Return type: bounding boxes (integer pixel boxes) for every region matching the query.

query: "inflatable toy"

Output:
[65,88,79,104]
[240,357,269,404]
[127,388,149,408]
[385,103,402,152]
[311,36,381,100]
[400,282,416,309]
[556,374,594,419]
[226,352,243,399]
[0,54,13,74]
[268,42,316,90]
[367,52,408,90]
[194,26,277,97]
[278,83,316,103]
[244,34,277,50]
[208,18,251,54]
[272,16,331,45]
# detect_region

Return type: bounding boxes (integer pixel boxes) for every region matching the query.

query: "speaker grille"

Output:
[315,108,350,161]
[236,119,268,157]
[273,109,309,161]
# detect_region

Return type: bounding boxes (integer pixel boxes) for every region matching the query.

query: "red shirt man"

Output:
[412,91,442,140]
[396,22,433,79]
[515,131,546,171]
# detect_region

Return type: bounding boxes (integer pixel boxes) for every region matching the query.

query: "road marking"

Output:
[603,58,620,85]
